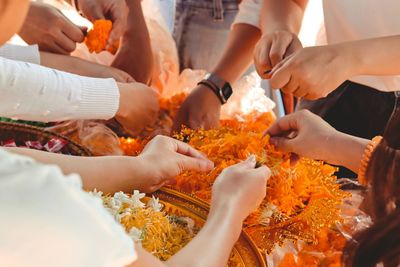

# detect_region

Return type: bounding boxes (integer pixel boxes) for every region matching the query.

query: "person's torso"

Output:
[321,0,400,92]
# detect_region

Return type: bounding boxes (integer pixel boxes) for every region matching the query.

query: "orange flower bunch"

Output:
[119,92,350,263]
[85,20,119,54]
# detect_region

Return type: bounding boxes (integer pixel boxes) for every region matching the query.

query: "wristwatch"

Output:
[198,73,233,104]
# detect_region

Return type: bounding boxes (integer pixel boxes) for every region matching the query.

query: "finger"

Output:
[269,136,296,153]
[269,35,293,67]
[290,153,300,167]
[233,155,257,170]
[174,139,211,161]
[292,86,308,99]
[179,155,214,173]
[254,40,272,78]
[188,118,204,130]
[285,37,302,58]
[266,113,300,136]
[281,76,299,95]
[55,31,78,53]
[107,9,126,46]
[248,165,271,181]
[59,13,86,43]
[172,110,188,133]
[86,7,105,21]
[269,63,292,90]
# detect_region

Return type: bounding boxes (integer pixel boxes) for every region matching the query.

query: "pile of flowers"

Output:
[92,190,196,261]
[119,93,351,265]
[85,20,119,54]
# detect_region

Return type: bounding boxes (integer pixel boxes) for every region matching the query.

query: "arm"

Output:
[261,0,308,35]
[130,158,270,267]
[269,35,400,100]
[267,110,368,173]
[40,51,134,82]
[127,203,243,267]
[172,24,261,131]
[5,136,213,193]
[211,23,261,84]
[112,0,154,84]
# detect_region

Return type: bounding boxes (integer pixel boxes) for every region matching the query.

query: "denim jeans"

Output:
[173,0,239,71]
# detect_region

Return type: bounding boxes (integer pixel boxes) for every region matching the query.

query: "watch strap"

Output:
[198,80,226,104]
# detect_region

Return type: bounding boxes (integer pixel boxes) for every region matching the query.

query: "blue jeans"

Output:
[173,0,239,71]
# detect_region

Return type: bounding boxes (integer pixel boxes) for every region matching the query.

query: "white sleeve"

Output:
[0,44,41,64]
[233,0,262,29]
[0,56,120,122]
[0,148,137,267]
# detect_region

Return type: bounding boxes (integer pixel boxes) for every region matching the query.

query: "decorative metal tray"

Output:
[151,187,267,267]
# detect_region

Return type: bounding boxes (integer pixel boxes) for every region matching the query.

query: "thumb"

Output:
[87,6,105,21]
[269,136,296,153]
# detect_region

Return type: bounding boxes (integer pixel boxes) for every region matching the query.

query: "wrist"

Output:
[209,199,244,234]
[334,43,360,78]
[196,84,223,107]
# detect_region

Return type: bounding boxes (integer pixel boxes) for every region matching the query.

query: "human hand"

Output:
[254,30,302,79]
[266,110,341,163]
[19,2,86,54]
[77,0,128,48]
[269,44,354,100]
[116,82,160,136]
[172,85,221,132]
[134,135,214,192]
[211,156,270,221]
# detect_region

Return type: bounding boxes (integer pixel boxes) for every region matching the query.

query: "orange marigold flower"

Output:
[85,19,119,54]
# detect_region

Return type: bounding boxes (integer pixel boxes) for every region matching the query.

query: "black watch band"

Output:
[197,74,233,104]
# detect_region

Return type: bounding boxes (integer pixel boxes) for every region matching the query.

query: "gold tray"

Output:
[150,187,267,267]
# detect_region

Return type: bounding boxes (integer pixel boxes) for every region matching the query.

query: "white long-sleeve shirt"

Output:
[233,0,400,93]
[0,44,120,122]
[0,148,137,267]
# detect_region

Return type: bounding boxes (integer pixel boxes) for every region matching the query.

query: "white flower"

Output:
[130,190,146,209]
[114,191,134,205]
[89,189,103,199]
[182,217,195,234]
[147,196,163,212]
[128,227,143,243]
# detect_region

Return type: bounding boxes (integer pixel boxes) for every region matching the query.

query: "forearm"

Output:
[113,0,153,84]
[40,51,98,77]
[261,0,308,34]
[212,23,261,84]
[4,147,140,193]
[326,132,369,174]
[166,202,243,267]
[342,35,400,77]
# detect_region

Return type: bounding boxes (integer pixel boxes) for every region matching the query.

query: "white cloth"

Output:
[0,55,120,122]
[234,0,400,93]
[0,44,41,64]
[234,0,260,28]
[0,148,137,267]
[319,0,400,92]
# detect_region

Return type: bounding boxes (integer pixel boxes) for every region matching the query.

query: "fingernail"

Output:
[264,69,272,75]
[247,154,257,164]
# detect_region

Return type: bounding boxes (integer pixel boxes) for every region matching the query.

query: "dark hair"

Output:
[344,108,400,267]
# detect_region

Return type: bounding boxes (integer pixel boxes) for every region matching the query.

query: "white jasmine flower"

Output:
[147,196,163,212]
[128,227,143,243]
[89,189,103,199]
[130,190,146,208]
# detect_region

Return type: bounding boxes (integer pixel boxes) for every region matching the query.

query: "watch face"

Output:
[221,83,233,100]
